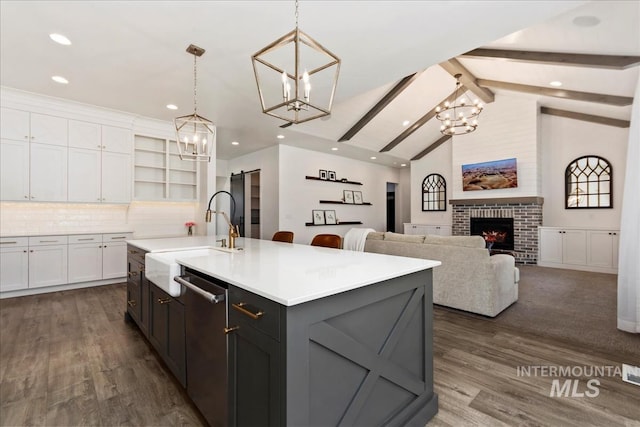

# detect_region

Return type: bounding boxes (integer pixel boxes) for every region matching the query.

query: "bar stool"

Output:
[272,231,294,243]
[310,234,342,249]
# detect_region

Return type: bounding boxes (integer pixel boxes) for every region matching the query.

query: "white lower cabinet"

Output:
[538,227,618,273]
[587,230,619,269]
[28,244,68,288]
[1,232,132,295]
[68,242,103,283]
[102,242,127,279]
[404,223,452,236]
[0,244,29,292]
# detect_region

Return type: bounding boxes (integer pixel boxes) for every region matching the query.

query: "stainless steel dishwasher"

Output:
[174,269,228,427]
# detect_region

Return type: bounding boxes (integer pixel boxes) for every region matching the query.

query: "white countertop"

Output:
[127,236,440,306]
[1,228,133,238]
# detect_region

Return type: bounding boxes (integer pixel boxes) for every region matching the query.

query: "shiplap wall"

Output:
[451,94,540,199]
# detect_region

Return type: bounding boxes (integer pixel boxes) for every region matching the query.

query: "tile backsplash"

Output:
[0,201,199,238]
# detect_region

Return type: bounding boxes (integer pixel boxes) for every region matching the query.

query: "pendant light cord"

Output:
[193,54,198,114]
[295,0,299,28]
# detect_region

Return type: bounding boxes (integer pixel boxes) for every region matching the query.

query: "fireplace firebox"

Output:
[470,218,515,251]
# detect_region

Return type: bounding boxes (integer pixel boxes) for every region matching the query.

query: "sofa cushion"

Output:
[423,234,486,249]
[366,231,385,240]
[384,232,425,243]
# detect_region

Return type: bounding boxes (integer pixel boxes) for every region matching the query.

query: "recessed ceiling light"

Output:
[49,33,71,45]
[166,104,178,110]
[572,16,600,27]
[331,147,338,151]
[231,141,240,145]
[400,163,407,167]
[277,134,285,139]
[370,156,377,160]
[51,75,69,84]
[402,120,410,126]
[549,81,562,87]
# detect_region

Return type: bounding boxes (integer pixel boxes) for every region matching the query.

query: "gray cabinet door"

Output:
[166,298,186,387]
[228,318,281,427]
[126,260,142,323]
[149,285,168,353]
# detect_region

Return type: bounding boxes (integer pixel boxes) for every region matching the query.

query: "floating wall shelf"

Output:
[319,200,372,205]
[305,221,363,227]
[305,176,363,186]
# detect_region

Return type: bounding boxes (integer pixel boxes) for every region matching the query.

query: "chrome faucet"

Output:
[205,190,239,249]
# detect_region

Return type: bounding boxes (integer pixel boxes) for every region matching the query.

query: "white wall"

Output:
[452,94,540,199]
[278,145,402,244]
[410,139,453,226]
[540,115,628,228]
[227,145,279,240]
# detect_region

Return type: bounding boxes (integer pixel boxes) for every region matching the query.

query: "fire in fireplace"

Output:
[470,218,515,251]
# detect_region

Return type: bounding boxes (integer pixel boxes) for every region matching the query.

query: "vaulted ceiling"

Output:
[1,1,638,167]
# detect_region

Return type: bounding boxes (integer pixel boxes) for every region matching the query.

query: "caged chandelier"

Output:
[174,44,215,162]
[251,0,341,124]
[435,74,483,135]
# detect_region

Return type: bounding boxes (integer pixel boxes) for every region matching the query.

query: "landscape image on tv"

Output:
[462,158,518,191]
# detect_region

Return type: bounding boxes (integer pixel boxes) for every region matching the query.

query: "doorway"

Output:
[387,182,397,232]
[229,170,261,238]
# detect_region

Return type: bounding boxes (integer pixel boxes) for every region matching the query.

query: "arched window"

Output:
[422,174,446,211]
[565,155,612,209]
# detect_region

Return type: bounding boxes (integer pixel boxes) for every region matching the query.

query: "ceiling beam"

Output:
[540,107,630,128]
[461,48,640,70]
[338,72,421,142]
[439,58,494,103]
[379,88,461,153]
[477,79,634,106]
[410,135,452,161]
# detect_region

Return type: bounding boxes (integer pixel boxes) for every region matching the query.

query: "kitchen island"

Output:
[126,236,440,426]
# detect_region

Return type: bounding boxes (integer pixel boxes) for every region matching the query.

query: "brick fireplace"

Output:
[451,197,543,264]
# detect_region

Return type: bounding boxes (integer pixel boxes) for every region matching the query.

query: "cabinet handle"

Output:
[0,241,17,244]
[29,250,34,253]
[23,250,27,253]
[157,298,172,305]
[224,326,240,334]
[39,240,58,243]
[232,302,264,320]
[127,300,136,307]
[128,250,138,254]
[128,271,138,277]
[109,236,127,240]
[24,195,28,199]
[78,238,94,241]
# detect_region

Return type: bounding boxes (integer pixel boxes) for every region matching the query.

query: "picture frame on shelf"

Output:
[343,190,354,204]
[328,171,337,181]
[312,209,325,225]
[324,210,337,225]
[319,170,328,180]
[353,191,363,204]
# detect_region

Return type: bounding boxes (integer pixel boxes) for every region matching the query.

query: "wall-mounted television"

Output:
[462,158,518,191]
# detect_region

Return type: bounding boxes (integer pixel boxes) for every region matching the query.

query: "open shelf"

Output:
[135,147,165,154]
[305,176,362,186]
[319,200,372,205]
[305,221,363,226]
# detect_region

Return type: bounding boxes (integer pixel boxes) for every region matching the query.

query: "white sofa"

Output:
[364,232,519,317]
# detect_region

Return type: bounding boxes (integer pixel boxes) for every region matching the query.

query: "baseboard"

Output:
[536,261,617,275]
[0,278,125,299]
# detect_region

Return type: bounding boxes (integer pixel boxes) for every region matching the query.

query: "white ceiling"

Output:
[1,1,638,167]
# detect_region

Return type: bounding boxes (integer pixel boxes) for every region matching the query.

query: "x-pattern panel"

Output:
[309,287,425,425]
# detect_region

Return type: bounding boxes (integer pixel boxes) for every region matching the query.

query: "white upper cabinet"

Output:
[102,125,132,154]
[29,113,67,146]
[0,139,30,200]
[102,151,131,203]
[0,107,30,141]
[68,148,102,202]
[68,120,101,150]
[30,143,67,201]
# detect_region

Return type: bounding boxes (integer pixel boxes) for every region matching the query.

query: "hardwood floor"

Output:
[1,283,639,426]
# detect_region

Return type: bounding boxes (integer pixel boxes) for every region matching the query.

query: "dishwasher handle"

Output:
[174,276,225,304]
